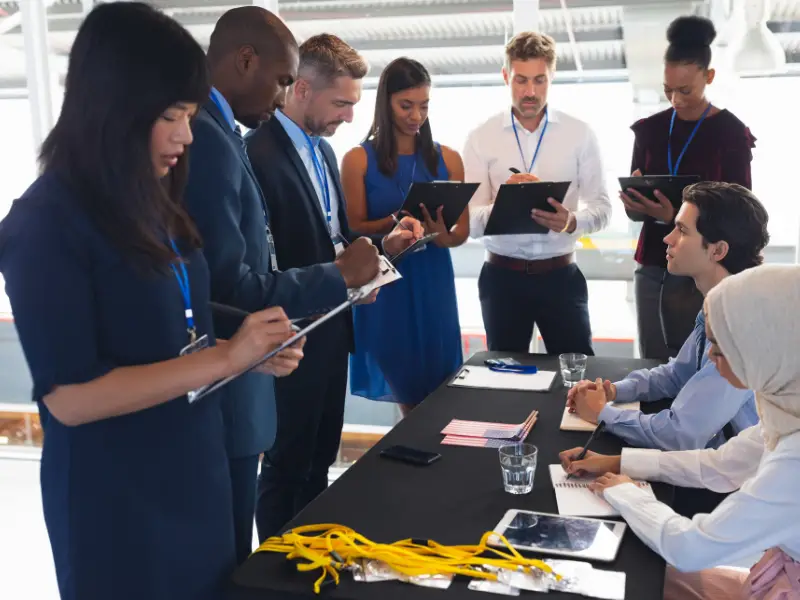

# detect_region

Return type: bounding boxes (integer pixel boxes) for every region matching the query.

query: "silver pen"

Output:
[391,213,412,232]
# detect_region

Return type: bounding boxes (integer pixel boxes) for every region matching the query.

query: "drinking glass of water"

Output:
[498,443,537,495]
[559,353,587,388]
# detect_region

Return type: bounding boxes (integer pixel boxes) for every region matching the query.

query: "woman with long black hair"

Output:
[0,4,302,599]
[341,57,467,416]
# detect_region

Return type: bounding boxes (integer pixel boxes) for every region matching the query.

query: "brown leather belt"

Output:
[487,252,575,275]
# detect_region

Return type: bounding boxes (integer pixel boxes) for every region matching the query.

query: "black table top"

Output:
[228,353,671,600]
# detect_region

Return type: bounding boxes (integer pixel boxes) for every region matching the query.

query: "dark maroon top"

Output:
[629,108,756,267]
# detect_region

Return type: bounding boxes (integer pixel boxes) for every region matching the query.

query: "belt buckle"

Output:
[525,260,538,275]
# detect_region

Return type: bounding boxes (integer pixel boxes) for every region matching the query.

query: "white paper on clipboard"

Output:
[449,366,556,392]
[351,255,402,296]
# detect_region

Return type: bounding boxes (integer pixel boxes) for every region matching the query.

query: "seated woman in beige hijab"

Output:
[560,264,800,600]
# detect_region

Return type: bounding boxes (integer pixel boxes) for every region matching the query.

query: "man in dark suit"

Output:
[246,34,423,540]
[182,8,407,563]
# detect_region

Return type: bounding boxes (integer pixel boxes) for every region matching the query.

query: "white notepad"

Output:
[549,464,654,517]
[449,366,556,392]
[559,402,640,432]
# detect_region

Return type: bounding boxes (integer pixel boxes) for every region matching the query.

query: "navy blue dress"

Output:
[349,143,463,405]
[0,173,236,600]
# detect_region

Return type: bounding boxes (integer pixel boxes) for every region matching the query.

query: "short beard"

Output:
[303,115,327,137]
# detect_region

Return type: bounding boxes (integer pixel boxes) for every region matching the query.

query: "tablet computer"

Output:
[400,182,479,231]
[618,175,700,222]
[490,510,626,563]
[484,181,571,236]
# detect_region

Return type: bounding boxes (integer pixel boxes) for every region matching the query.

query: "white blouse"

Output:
[604,424,800,572]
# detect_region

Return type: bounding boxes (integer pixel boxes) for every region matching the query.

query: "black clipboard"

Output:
[390,232,440,265]
[399,182,479,231]
[619,175,700,222]
[484,181,571,236]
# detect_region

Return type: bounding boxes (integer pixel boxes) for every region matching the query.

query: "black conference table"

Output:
[228,352,671,600]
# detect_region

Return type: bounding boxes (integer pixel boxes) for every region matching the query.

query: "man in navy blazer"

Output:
[245,34,424,540]
[182,8,404,564]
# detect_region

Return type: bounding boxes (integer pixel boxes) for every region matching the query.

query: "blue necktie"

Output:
[695,310,736,440]
[694,311,706,373]
[234,125,246,150]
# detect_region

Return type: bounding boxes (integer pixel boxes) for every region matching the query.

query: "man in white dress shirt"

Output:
[463,32,612,354]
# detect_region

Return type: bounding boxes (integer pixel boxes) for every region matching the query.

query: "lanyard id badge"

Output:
[668,103,712,175]
[181,333,209,403]
[266,227,279,272]
[394,159,425,254]
[301,130,333,234]
[511,106,549,174]
[331,233,346,257]
[169,240,209,402]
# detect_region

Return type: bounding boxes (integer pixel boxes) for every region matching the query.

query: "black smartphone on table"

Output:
[379,445,442,466]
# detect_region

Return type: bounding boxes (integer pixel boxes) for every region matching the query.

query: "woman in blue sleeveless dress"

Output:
[0,5,303,599]
[341,58,467,416]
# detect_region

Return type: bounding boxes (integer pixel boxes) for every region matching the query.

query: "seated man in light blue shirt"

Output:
[568,182,769,451]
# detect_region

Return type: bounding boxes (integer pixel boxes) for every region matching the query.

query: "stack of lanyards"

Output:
[254,523,562,594]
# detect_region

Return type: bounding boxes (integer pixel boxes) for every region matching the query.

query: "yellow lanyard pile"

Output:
[255,523,560,594]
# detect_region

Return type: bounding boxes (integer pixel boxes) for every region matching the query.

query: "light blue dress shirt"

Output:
[274,109,342,240]
[598,311,758,451]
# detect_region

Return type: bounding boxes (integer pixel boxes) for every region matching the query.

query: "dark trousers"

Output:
[478,261,593,355]
[255,322,348,541]
[228,454,259,564]
[634,265,703,361]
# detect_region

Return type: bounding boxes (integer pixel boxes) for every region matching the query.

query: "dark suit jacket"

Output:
[245,117,368,352]
[183,100,348,459]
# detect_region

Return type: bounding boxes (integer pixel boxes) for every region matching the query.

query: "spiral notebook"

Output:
[560,402,640,432]
[548,464,655,517]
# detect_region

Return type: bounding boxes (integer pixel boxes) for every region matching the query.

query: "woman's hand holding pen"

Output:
[223,307,304,378]
[559,448,621,479]
[620,169,675,222]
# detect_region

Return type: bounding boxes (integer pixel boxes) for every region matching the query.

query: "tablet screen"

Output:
[493,511,625,561]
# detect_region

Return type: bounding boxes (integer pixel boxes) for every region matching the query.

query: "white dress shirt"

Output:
[463,108,612,260]
[604,425,800,572]
[274,109,342,240]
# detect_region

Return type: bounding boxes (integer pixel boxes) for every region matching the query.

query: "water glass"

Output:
[559,353,588,388]
[498,443,538,495]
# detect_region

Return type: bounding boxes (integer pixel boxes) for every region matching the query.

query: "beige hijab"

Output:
[705,265,800,450]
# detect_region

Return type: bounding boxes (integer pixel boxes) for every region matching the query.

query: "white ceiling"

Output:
[0,0,799,91]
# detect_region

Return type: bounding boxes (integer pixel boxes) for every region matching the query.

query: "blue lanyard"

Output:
[300,131,332,229]
[396,157,417,202]
[169,239,196,343]
[668,103,712,175]
[511,106,549,174]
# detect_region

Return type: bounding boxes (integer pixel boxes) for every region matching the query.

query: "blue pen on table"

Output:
[484,358,538,374]
[566,420,606,480]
